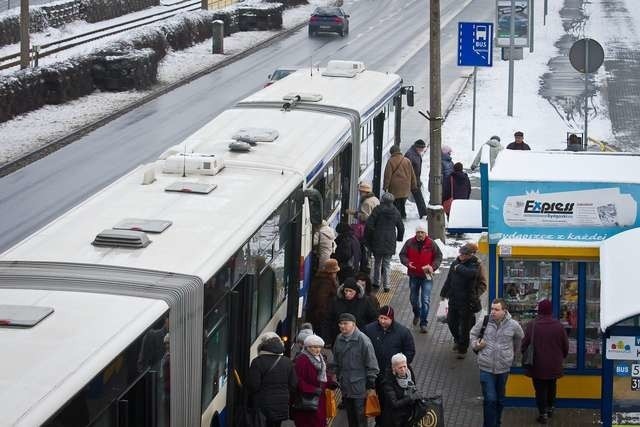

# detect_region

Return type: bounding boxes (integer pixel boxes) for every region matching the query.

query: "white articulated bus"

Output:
[0,61,412,427]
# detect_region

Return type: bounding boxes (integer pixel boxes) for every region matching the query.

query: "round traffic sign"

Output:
[569,38,605,73]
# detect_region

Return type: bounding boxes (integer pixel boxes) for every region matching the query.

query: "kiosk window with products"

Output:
[499,258,602,370]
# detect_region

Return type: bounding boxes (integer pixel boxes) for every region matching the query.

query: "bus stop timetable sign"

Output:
[458,22,494,67]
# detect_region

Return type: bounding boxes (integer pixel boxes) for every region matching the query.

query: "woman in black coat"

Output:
[443,162,471,201]
[247,333,298,427]
[381,353,419,427]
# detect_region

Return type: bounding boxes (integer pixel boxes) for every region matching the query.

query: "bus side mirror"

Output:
[403,86,415,107]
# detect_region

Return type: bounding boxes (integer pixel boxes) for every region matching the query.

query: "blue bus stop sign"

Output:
[458,22,494,67]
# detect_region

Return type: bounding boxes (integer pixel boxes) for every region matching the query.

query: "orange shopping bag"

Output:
[364,391,381,418]
[325,389,337,418]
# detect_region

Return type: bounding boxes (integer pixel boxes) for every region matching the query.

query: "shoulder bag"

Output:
[472,315,490,354]
[522,321,535,368]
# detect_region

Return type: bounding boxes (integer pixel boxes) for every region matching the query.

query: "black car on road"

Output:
[308,7,350,37]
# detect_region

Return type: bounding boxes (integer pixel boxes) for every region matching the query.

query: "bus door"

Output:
[340,142,352,222]
[116,370,158,427]
[372,111,385,197]
[228,274,253,425]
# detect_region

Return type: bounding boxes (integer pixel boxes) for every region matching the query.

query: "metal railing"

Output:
[207,0,237,11]
[0,0,200,71]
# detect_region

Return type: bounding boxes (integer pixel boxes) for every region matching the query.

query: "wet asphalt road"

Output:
[0,0,495,252]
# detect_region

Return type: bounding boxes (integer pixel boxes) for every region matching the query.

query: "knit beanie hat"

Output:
[297,324,314,344]
[304,334,325,347]
[342,277,359,292]
[538,299,552,315]
[381,192,395,204]
[414,139,427,148]
[379,305,395,320]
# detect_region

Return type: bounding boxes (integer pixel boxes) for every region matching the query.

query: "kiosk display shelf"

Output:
[502,259,552,325]
[560,261,579,368]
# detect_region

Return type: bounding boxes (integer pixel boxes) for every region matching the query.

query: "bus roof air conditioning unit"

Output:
[92,229,151,248]
[162,154,224,176]
[322,60,366,78]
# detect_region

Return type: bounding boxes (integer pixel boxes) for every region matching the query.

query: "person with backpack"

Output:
[334,222,362,283]
[440,242,486,358]
[365,192,404,292]
[247,333,298,427]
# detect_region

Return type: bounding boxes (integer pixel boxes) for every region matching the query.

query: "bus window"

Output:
[256,255,275,333]
[202,301,229,410]
[44,313,170,427]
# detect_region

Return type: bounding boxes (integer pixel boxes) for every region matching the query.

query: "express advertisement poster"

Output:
[488,181,640,243]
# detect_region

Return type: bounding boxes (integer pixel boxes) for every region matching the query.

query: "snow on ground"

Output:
[394,0,624,266]
[0,1,329,164]
[440,0,614,173]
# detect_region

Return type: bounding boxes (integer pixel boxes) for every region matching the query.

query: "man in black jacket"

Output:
[365,192,404,292]
[364,305,416,373]
[440,243,487,359]
[404,139,428,218]
[363,305,415,426]
[506,131,531,150]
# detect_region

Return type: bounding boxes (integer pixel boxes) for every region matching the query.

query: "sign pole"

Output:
[507,0,515,116]
[458,22,493,149]
[530,0,534,53]
[544,0,547,25]
[584,39,589,150]
[472,66,477,151]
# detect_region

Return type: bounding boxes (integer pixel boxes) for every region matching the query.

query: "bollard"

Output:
[212,20,224,54]
[31,45,40,68]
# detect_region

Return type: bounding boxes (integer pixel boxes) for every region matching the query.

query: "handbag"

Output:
[325,389,337,418]
[409,394,444,427]
[350,222,365,241]
[436,299,448,323]
[522,321,535,368]
[364,391,381,418]
[292,393,320,411]
[237,408,267,427]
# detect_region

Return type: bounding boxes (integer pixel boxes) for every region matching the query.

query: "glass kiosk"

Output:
[483,151,640,407]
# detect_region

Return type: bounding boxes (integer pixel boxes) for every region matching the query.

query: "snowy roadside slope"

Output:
[0,1,329,165]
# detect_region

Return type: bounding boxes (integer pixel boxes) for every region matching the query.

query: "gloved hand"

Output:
[366,378,376,390]
[405,387,418,400]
